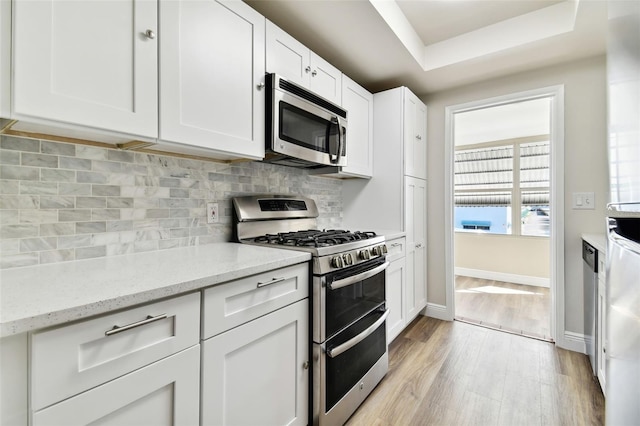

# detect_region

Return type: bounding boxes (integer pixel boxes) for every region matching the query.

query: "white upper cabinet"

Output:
[12,0,158,138]
[266,20,342,105]
[0,0,10,119]
[340,74,373,178]
[404,90,427,179]
[159,0,265,160]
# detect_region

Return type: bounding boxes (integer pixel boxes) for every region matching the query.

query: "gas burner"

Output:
[253,229,378,248]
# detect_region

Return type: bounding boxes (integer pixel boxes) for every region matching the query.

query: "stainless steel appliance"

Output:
[582,240,598,376]
[606,2,640,423]
[265,74,348,168]
[606,206,640,424]
[233,195,389,426]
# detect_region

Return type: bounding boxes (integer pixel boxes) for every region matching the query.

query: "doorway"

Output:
[444,86,565,343]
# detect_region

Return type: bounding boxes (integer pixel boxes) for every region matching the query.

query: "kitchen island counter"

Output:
[0,243,310,337]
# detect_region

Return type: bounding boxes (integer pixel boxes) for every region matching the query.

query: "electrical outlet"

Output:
[572,192,595,210]
[207,202,219,224]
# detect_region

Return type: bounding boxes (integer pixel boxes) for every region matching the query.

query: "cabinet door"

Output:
[33,346,200,426]
[309,52,342,105]
[386,257,406,344]
[13,0,157,138]
[0,0,10,118]
[404,90,427,179]
[160,0,265,160]
[405,176,427,321]
[202,300,308,426]
[266,20,310,88]
[340,75,373,178]
[597,279,606,395]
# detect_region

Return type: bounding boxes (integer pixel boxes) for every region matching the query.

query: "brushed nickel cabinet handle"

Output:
[105,313,167,336]
[257,277,286,288]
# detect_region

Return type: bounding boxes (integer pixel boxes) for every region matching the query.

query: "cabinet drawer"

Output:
[33,346,200,426]
[386,237,406,262]
[31,292,200,411]
[203,262,309,338]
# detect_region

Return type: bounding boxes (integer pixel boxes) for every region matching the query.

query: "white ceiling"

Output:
[244,0,608,97]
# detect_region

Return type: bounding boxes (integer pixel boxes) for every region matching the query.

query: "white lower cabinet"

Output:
[29,292,201,426]
[597,253,607,395]
[33,346,200,426]
[405,176,427,322]
[201,300,309,426]
[386,255,406,344]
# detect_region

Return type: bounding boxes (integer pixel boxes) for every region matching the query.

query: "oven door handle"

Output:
[328,261,389,290]
[326,309,389,358]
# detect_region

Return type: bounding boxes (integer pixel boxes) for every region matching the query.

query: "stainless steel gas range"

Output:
[233,194,389,426]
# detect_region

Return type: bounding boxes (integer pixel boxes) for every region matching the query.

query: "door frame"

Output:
[443,85,565,344]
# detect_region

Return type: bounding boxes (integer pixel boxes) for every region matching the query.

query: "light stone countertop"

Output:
[582,233,607,254]
[0,243,310,337]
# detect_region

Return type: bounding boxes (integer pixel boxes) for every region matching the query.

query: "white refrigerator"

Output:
[605,1,640,424]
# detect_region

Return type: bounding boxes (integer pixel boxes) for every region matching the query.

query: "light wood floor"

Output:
[346,316,604,426]
[455,276,551,340]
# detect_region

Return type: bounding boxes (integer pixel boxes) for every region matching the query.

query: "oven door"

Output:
[271,81,347,167]
[313,306,389,426]
[314,257,388,343]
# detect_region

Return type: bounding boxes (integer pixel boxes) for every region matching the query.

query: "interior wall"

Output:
[424,55,608,334]
[455,233,550,279]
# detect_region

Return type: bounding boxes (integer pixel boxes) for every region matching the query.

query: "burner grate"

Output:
[253,229,377,248]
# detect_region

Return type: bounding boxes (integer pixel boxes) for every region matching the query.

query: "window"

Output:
[454,139,550,236]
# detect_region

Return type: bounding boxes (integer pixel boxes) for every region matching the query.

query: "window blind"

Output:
[454,141,549,207]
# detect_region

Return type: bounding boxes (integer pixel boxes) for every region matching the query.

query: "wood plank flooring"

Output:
[455,276,551,340]
[346,316,604,426]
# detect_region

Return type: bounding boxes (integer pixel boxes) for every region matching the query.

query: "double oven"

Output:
[233,195,389,426]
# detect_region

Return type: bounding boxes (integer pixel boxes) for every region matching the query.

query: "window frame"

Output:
[454,134,550,237]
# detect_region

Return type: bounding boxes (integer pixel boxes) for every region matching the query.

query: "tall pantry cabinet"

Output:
[342,87,428,342]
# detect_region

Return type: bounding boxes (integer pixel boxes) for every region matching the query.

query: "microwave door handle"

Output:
[336,116,344,164]
[329,116,341,164]
[326,309,389,358]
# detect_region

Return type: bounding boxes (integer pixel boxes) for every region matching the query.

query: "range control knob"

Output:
[381,244,388,254]
[371,246,381,256]
[359,250,371,260]
[331,256,344,269]
[342,253,354,266]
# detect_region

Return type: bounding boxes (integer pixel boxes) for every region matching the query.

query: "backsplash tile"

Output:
[0,134,343,269]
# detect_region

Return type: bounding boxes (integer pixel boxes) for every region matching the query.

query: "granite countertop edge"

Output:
[0,243,311,338]
[582,233,607,254]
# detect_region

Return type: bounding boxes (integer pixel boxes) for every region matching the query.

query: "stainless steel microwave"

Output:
[265,74,347,168]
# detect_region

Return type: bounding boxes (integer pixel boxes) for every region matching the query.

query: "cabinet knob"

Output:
[416,135,422,140]
[305,66,311,73]
[311,70,317,77]
[144,29,156,40]
[257,82,265,90]
[303,361,310,370]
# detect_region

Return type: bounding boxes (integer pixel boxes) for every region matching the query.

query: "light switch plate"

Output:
[572,192,595,210]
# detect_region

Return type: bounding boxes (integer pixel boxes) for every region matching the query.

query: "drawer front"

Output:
[33,345,200,426]
[31,292,200,411]
[203,262,309,339]
[386,237,406,262]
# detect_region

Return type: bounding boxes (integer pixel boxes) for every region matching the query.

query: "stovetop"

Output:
[233,195,387,274]
[253,229,379,248]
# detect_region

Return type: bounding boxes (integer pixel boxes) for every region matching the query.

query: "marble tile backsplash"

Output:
[0,134,343,269]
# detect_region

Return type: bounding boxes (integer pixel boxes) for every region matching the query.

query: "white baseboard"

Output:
[556,331,587,353]
[455,267,550,288]
[426,303,453,321]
